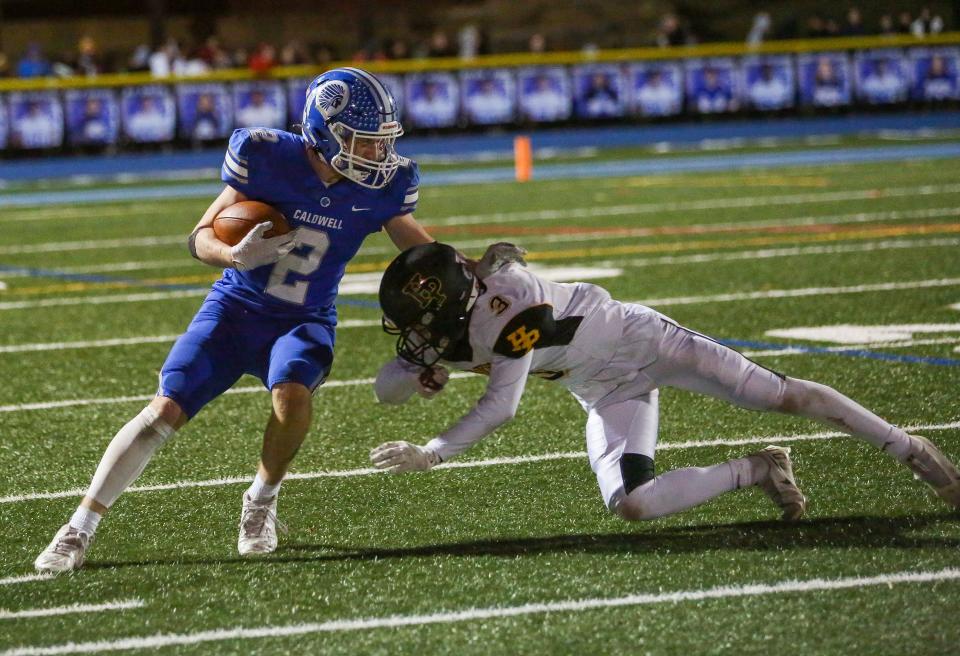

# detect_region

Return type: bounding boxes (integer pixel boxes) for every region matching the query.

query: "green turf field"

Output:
[1,146,959,654]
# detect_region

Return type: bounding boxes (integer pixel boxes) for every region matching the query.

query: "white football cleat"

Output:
[751,445,807,521]
[905,435,960,507]
[34,524,92,574]
[238,493,286,556]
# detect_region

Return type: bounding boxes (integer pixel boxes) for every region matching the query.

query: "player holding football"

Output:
[35,68,438,573]
[370,243,960,522]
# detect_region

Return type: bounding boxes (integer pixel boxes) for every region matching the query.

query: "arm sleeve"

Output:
[221,128,254,194]
[424,351,533,462]
[396,160,420,216]
[373,357,421,405]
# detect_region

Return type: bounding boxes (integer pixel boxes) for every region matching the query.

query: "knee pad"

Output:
[620,452,655,495]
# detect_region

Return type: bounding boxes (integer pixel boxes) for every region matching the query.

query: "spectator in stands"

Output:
[656,14,690,47]
[912,7,944,36]
[248,43,276,74]
[386,38,410,60]
[897,12,913,34]
[17,44,52,78]
[280,40,310,66]
[197,37,232,70]
[879,14,897,36]
[805,15,829,38]
[236,89,283,128]
[0,52,10,78]
[426,30,456,58]
[75,35,101,76]
[312,44,335,67]
[841,8,866,37]
[746,12,771,46]
[149,39,183,77]
[528,33,547,54]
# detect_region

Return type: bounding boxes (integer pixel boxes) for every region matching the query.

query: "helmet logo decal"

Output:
[403,274,446,310]
[314,80,350,119]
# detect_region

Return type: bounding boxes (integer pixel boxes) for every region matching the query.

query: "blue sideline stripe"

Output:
[4,141,960,208]
[721,338,960,367]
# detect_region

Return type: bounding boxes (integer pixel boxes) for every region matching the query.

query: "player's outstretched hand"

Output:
[370,441,441,473]
[416,366,449,399]
[231,222,297,271]
[476,242,527,278]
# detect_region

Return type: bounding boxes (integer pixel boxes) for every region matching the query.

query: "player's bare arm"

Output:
[384,212,434,251]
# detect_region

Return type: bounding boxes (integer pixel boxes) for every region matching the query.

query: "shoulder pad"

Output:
[493,304,584,358]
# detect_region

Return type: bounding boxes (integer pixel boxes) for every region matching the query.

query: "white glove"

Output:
[416,366,449,399]
[231,222,297,271]
[476,242,527,279]
[370,441,442,473]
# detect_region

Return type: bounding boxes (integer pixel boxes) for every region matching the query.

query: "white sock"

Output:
[69,507,101,536]
[246,473,281,500]
[786,379,914,461]
[728,455,768,489]
[621,461,746,520]
[86,406,176,508]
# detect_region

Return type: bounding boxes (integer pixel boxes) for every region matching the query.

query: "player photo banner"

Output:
[65,88,120,147]
[460,68,516,126]
[742,55,795,111]
[177,83,232,141]
[405,72,459,129]
[233,81,287,130]
[855,49,910,105]
[8,90,63,150]
[797,52,853,108]
[909,47,959,101]
[628,62,683,117]
[0,98,8,150]
[121,85,175,143]
[517,66,571,123]
[686,58,740,114]
[573,64,626,119]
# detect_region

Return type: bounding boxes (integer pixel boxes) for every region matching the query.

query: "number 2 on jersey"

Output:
[265,228,330,304]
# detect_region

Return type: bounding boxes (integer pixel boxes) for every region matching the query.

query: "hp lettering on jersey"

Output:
[292,209,343,230]
[506,325,541,353]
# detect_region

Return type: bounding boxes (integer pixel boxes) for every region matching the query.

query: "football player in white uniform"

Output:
[370,243,960,523]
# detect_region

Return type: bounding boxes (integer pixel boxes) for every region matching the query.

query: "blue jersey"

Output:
[216,127,420,318]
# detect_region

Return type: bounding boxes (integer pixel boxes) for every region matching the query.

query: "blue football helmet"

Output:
[301,67,403,189]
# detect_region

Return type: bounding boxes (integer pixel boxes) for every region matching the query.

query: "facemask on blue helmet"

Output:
[301,67,403,189]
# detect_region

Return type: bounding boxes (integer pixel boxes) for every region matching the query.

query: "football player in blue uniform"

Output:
[35,67,437,572]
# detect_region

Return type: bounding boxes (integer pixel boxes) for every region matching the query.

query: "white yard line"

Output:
[0,236,184,256]
[0,574,53,586]
[632,277,960,307]
[2,569,958,655]
[742,336,960,358]
[0,600,144,621]
[2,420,956,505]
[4,274,958,313]
[599,237,960,269]
[435,182,960,226]
[0,321,381,354]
